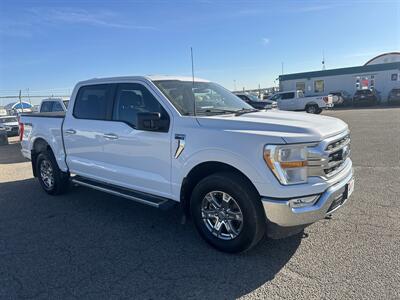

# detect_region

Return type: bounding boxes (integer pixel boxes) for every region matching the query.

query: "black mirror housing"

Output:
[136,112,168,132]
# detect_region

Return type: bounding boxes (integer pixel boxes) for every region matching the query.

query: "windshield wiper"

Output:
[197,108,239,115]
[234,108,259,116]
[197,107,259,116]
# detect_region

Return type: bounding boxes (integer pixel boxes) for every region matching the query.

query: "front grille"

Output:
[324,134,350,176]
[307,132,351,179]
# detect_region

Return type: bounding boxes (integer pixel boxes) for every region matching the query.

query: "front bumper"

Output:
[261,169,354,237]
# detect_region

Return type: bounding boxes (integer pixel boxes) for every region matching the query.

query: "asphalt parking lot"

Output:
[0,107,399,299]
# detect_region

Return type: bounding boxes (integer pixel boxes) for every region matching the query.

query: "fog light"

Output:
[289,195,319,208]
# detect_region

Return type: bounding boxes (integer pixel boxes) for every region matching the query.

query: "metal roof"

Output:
[279,62,400,81]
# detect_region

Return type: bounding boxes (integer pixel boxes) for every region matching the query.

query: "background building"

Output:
[279,52,400,102]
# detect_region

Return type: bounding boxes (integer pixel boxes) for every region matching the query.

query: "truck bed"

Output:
[19,112,68,172]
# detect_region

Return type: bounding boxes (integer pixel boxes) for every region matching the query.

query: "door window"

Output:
[73,84,114,120]
[113,83,169,130]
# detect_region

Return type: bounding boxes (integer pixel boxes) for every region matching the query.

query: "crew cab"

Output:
[19,76,354,253]
[269,90,333,114]
[39,98,69,113]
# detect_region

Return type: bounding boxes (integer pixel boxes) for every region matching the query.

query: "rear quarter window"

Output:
[40,101,53,112]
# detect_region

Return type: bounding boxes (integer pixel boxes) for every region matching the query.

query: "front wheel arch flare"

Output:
[180,161,261,217]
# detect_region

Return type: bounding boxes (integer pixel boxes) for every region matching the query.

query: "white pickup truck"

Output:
[269,90,333,114]
[19,76,354,253]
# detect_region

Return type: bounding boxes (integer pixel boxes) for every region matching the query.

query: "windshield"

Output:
[154,80,253,116]
[0,117,18,123]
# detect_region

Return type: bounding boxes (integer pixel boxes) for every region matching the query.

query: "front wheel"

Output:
[190,172,266,253]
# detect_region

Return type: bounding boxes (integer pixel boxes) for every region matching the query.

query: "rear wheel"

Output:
[36,151,69,195]
[305,104,319,114]
[190,172,266,253]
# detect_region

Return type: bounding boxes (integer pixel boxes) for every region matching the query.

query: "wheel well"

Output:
[305,102,318,108]
[180,161,259,216]
[31,138,53,177]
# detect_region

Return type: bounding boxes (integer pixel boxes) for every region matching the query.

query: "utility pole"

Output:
[19,90,24,113]
[322,50,326,70]
[281,62,284,75]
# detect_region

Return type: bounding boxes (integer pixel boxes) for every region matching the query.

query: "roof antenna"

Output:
[190,47,196,117]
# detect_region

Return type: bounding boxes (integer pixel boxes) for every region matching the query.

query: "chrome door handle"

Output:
[65,129,76,135]
[103,133,119,140]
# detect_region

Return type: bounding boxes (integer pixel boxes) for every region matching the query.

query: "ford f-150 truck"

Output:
[19,76,354,253]
[269,90,333,114]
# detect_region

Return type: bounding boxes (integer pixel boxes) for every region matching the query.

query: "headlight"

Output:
[263,145,308,185]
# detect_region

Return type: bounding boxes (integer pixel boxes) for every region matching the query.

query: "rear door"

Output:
[63,83,116,180]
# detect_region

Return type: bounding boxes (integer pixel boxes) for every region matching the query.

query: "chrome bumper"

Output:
[261,170,354,228]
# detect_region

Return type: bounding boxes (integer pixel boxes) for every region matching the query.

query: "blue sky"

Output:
[0,0,399,104]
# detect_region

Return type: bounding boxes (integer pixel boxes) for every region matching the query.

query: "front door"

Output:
[99,82,172,198]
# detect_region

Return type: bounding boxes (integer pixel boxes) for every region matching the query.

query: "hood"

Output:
[196,110,348,144]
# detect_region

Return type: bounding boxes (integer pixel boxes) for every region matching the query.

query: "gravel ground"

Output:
[0,107,399,299]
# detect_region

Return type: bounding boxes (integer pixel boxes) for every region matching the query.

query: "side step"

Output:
[71,176,176,210]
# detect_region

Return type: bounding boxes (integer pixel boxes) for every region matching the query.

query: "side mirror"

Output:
[136,112,169,132]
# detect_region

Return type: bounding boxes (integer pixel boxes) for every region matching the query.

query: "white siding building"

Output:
[279,52,400,102]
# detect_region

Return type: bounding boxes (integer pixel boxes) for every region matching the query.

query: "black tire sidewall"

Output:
[36,151,67,195]
[190,172,265,253]
[306,105,317,113]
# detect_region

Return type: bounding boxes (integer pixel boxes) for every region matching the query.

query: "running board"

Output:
[71,176,176,210]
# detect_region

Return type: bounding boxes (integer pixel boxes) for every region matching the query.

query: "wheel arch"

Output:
[31,138,56,177]
[180,161,260,217]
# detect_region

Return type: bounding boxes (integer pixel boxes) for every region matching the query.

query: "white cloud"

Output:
[30,8,156,30]
[262,38,270,45]
[0,7,157,38]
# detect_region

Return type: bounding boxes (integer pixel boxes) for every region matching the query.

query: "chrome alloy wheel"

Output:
[201,191,244,240]
[40,159,54,189]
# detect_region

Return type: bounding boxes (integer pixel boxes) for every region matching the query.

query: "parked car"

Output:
[329,90,352,106]
[388,88,400,105]
[269,90,333,114]
[234,92,277,109]
[19,75,354,253]
[352,89,380,106]
[39,98,69,113]
[0,116,19,136]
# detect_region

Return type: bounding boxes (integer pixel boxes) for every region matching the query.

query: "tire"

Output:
[190,172,266,253]
[316,108,322,114]
[36,150,70,195]
[305,104,318,114]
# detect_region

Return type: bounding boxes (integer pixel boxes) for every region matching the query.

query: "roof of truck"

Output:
[77,75,210,85]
